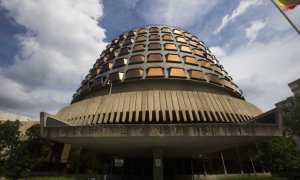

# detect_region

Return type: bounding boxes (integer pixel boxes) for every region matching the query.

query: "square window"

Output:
[194,49,204,57]
[148,43,161,50]
[119,47,130,55]
[176,37,186,43]
[207,74,222,85]
[127,31,137,37]
[114,58,128,68]
[189,40,198,47]
[138,28,147,34]
[179,45,192,53]
[161,27,171,33]
[149,27,159,33]
[124,38,134,45]
[200,61,212,70]
[90,67,100,77]
[173,29,182,35]
[148,53,163,62]
[206,54,214,61]
[126,69,144,79]
[184,56,198,65]
[223,79,234,90]
[101,62,113,72]
[164,43,177,51]
[130,55,145,64]
[163,34,173,41]
[166,54,181,63]
[149,34,160,41]
[169,68,186,78]
[147,67,164,77]
[133,44,145,52]
[109,72,124,82]
[136,35,147,42]
[184,32,193,39]
[189,70,206,81]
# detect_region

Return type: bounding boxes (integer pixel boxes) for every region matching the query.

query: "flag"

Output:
[275,0,300,10]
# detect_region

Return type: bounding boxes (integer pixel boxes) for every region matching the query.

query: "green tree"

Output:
[0,120,21,152]
[0,121,52,180]
[282,96,300,136]
[252,96,300,173]
[253,136,300,172]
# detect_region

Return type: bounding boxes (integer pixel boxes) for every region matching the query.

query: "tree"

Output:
[0,121,52,180]
[282,96,300,136]
[25,124,52,161]
[251,96,300,173]
[253,136,300,172]
[0,120,21,152]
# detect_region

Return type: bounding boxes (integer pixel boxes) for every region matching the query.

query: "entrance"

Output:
[122,158,153,180]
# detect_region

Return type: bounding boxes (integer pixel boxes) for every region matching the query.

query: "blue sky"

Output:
[0,0,299,119]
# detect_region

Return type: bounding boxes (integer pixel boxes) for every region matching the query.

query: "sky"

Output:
[0,0,299,119]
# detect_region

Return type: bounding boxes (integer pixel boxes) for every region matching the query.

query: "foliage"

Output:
[251,96,300,173]
[0,120,21,151]
[282,96,300,136]
[0,121,52,180]
[253,136,300,172]
[25,177,77,180]
[220,176,287,180]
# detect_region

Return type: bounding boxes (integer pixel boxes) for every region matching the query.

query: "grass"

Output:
[24,177,77,180]
[220,176,287,180]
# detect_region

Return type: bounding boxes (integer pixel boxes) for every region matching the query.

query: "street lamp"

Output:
[107,80,112,95]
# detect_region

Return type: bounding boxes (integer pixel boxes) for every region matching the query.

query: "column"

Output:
[220,152,227,175]
[153,147,164,180]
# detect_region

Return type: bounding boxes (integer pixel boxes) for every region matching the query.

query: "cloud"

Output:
[245,20,266,42]
[209,46,227,59]
[222,35,300,111]
[0,0,107,118]
[214,0,260,34]
[138,0,217,28]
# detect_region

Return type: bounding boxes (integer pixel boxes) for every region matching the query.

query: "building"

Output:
[275,78,300,152]
[288,78,300,96]
[40,25,281,180]
[276,78,300,107]
[0,111,33,122]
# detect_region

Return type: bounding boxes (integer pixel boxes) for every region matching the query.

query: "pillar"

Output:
[202,155,207,176]
[220,152,227,175]
[153,147,164,180]
[236,148,243,174]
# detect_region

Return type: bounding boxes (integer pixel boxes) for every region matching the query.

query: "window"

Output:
[169,68,186,78]
[147,67,164,77]
[148,43,161,50]
[164,43,177,51]
[126,69,144,79]
[148,53,163,62]
[166,54,181,63]
[179,45,192,53]
[129,55,145,64]
[133,44,145,52]
[183,56,198,66]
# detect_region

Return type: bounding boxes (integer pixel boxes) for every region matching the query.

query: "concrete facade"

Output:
[40,25,281,180]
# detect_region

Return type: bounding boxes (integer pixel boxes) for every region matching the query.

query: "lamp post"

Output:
[107,80,112,95]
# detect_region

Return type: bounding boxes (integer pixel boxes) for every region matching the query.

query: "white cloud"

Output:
[245,20,266,42]
[138,0,217,28]
[214,0,260,34]
[222,35,300,111]
[0,0,107,118]
[209,46,227,59]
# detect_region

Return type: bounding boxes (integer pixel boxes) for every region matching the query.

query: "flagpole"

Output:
[271,0,300,35]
